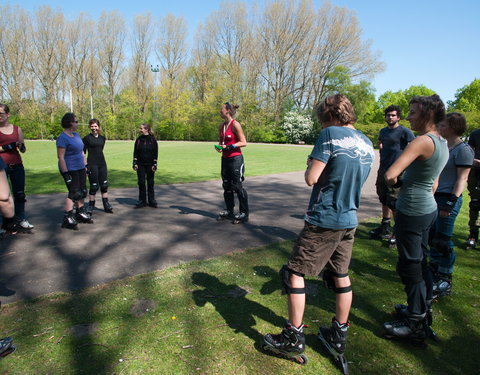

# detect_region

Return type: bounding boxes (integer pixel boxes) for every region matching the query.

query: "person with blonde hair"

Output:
[263,94,374,372]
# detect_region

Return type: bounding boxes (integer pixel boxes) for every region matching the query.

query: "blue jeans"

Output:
[429,194,462,275]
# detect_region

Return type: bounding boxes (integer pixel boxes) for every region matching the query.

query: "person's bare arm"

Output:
[385,136,434,185]
[305,158,327,186]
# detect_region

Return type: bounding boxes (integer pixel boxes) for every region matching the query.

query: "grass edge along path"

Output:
[0,215,478,375]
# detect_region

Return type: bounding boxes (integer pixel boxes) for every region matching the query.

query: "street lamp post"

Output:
[151,64,159,124]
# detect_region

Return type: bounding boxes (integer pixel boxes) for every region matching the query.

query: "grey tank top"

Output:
[397,134,448,216]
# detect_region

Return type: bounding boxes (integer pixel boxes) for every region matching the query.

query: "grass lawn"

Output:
[0,203,478,374]
[21,141,311,194]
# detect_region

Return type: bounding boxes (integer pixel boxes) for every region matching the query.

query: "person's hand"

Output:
[85,164,90,175]
[438,194,458,217]
[18,142,26,152]
[214,144,222,153]
[152,162,157,172]
[132,161,138,171]
[473,159,480,168]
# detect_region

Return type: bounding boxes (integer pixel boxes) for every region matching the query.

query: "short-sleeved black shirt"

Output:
[378,125,415,169]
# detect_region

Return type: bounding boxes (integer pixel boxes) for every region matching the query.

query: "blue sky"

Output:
[9,0,480,103]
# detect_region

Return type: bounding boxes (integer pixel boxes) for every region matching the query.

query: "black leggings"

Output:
[5,164,26,220]
[221,155,249,215]
[88,164,108,195]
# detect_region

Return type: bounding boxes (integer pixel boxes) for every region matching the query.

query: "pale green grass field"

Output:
[21,141,311,194]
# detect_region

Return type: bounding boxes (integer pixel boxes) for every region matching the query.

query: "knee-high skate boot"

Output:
[102,197,113,213]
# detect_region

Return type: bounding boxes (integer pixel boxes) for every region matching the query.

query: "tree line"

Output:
[0,1,478,144]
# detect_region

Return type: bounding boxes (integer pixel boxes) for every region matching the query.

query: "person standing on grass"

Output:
[132,123,158,208]
[57,113,92,230]
[428,113,473,299]
[0,103,34,230]
[83,119,113,215]
[370,105,414,240]
[383,95,448,343]
[465,127,480,248]
[262,94,374,370]
[215,102,249,224]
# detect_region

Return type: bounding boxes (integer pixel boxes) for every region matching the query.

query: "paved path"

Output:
[0,153,380,304]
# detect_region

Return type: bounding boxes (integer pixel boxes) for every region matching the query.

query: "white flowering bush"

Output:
[281,111,314,144]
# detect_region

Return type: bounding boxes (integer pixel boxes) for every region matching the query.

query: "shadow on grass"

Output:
[191,272,285,344]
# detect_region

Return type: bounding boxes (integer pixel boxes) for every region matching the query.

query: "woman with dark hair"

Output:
[0,103,34,230]
[83,119,113,215]
[132,123,158,208]
[383,95,448,343]
[428,113,473,299]
[56,113,92,229]
[215,102,249,224]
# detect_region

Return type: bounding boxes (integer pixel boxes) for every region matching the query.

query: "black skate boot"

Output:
[102,198,113,213]
[135,200,147,209]
[0,337,15,358]
[148,199,158,208]
[262,322,308,365]
[383,313,428,346]
[465,236,477,250]
[393,302,437,341]
[216,210,234,221]
[86,201,95,216]
[432,273,452,299]
[233,212,249,224]
[386,234,396,249]
[61,210,78,230]
[1,216,19,237]
[76,206,93,224]
[318,317,349,374]
[369,219,391,240]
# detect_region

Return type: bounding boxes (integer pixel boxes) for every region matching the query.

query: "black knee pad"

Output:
[13,191,26,202]
[396,259,423,285]
[89,183,99,196]
[68,188,83,202]
[279,265,305,295]
[100,180,108,193]
[431,232,451,255]
[322,269,352,293]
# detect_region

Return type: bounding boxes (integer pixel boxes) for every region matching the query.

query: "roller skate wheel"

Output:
[295,354,308,365]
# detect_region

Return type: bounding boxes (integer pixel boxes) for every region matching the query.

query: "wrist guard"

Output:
[225,144,237,151]
[441,194,458,213]
[2,142,17,151]
[62,172,72,186]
